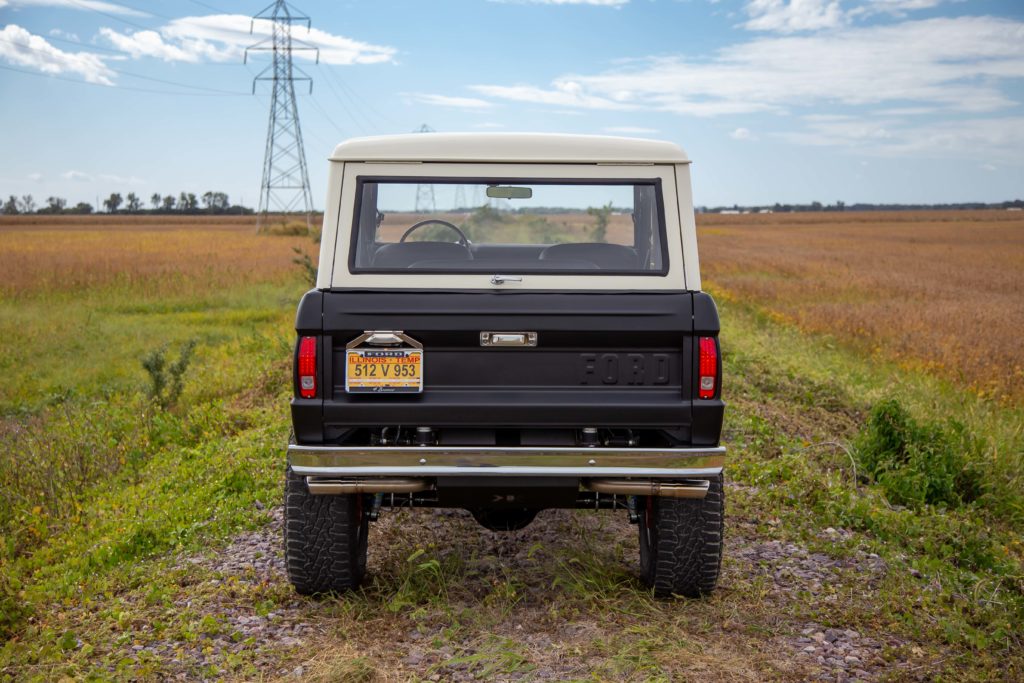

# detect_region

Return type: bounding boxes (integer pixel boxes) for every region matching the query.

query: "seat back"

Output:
[539,243,640,270]
[372,242,472,268]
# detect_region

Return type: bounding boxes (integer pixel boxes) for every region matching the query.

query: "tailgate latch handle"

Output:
[480,332,538,347]
[490,275,522,285]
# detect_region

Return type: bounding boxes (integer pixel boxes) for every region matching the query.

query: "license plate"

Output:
[345,348,423,393]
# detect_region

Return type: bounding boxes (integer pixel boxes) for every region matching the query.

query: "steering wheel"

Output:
[400,219,471,247]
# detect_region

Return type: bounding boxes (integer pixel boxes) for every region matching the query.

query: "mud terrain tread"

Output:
[284,468,367,595]
[642,475,724,598]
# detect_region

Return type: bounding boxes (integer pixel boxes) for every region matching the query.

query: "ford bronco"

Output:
[286,133,725,598]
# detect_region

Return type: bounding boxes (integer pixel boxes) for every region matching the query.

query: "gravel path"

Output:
[94,501,918,681]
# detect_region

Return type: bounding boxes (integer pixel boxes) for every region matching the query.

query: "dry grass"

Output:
[5,211,1021,402]
[698,210,1024,402]
[0,215,316,298]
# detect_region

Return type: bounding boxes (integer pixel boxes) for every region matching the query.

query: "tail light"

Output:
[297,336,317,398]
[698,336,718,399]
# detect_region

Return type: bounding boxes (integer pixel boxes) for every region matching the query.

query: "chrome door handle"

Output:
[490,275,523,285]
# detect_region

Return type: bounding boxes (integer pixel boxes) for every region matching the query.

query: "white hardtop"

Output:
[330,132,689,164]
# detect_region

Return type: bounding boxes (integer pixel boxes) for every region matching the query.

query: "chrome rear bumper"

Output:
[288,444,725,478]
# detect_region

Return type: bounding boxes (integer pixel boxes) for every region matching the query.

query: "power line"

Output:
[316,69,369,134]
[0,36,249,95]
[0,62,245,96]
[185,0,230,14]
[110,66,247,94]
[96,0,175,21]
[42,34,131,55]
[324,66,397,128]
[65,0,154,31]
[308,94,347,137]
[321,68,377,132]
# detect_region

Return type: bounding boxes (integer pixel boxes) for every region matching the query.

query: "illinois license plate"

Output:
[345,348,423,393]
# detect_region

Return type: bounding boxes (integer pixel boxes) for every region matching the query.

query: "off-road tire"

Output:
[638,474,724,598]
[284,467,368,595]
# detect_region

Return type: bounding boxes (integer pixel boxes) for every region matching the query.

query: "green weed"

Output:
[854,398,983,509]
[142,339,197,409]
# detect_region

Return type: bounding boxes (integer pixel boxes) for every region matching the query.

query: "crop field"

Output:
[698,210,1024,403]
[1,213,1022,681]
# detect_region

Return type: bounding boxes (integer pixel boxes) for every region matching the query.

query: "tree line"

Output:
[0,192,253,215]
[700,199,1024,213]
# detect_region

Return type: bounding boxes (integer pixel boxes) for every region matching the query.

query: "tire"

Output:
[284,467,369,595]
[638,474,724,598]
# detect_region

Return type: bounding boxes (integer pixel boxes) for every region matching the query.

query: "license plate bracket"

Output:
[345,348,423,393]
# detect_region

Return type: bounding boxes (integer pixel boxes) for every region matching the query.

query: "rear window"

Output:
[349,178,667,275]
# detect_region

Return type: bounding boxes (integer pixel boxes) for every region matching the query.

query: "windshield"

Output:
[350,179,667,275]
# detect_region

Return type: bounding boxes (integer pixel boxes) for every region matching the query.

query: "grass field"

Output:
[698,210,1024,403]
[1,213,1022,681]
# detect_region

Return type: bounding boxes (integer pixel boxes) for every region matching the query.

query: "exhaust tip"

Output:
[306,478,428,495]
[586,478,710,499]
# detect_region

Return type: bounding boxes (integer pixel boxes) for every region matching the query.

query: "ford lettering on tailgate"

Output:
[579,353,671,385]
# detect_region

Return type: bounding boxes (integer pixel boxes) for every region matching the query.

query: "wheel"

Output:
[638,475,724,598]
[400,219,471,247]
[284,468,369,595]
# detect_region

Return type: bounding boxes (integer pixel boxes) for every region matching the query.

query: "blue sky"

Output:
[1,0,1022,210]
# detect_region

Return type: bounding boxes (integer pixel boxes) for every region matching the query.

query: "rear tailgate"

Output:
[292,290,722,444]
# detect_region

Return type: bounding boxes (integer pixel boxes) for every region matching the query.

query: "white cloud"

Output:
[744,0,844,33]
[471,17,1024,117]
[474,122,506,129]
[471,81,637,111]
[875,107,935,116]
[4,0,148,16]
[744,0,947,33]
[96,14,396,66]
[730,127,755,140]
[27,172,42,181]
[48,29,80,41]
[0,25,114,84]
[58,170,145,184]
[98,28,210,63]
[61,170,94,182]
[603,126,659,134]
[98,173,144,185]
[777,116,1024,164]
[489,0,629,6]
[851,0,946,19]
[409,93,494,109]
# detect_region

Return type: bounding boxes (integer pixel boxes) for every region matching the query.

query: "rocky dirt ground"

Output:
[82,479,943,682]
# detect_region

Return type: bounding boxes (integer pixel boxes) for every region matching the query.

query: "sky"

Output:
[1,0,1022,210]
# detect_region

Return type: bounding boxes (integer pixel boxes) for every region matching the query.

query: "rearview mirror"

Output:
[486,185,533,199]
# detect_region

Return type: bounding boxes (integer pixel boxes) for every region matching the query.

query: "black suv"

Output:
[286,133,725,598]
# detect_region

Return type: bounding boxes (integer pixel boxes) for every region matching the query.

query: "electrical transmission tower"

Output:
[413,124,436,213]
[453,185,467,212]
[246,1,319,230]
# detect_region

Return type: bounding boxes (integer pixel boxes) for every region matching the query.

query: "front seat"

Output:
[539,243,639,270]
[372,242,472,268]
